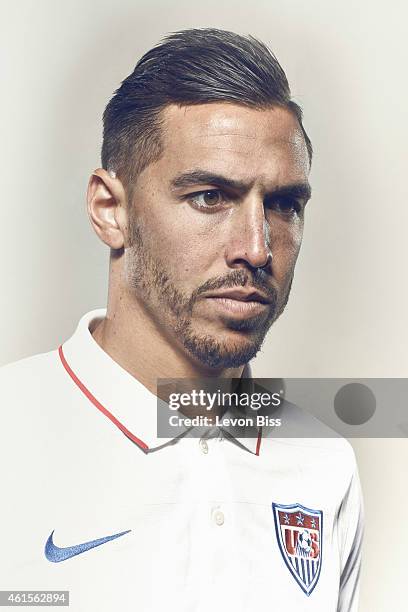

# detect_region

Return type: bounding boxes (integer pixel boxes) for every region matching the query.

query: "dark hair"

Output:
[102,28,312,199]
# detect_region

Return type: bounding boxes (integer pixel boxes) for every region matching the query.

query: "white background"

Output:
[1,1,407,609]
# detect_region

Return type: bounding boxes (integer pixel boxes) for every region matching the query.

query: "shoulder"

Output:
[0,349,69,425]
[0,349,62,389]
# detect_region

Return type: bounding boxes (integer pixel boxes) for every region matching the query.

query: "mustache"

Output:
[192,268,278,305]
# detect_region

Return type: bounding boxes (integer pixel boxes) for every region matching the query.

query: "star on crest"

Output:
[296,512,304,526]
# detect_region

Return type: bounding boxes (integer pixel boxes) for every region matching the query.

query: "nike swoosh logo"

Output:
[45,529,131,562]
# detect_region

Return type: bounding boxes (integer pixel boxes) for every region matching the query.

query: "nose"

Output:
[224,195,272,270]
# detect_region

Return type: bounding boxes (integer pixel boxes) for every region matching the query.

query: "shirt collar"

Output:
[60,309,261,455]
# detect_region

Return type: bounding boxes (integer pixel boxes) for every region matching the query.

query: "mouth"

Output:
[203,288,273,318]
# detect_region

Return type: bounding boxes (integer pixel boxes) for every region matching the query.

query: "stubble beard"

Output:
[125,219,292,369]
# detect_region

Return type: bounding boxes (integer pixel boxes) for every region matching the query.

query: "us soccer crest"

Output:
[272,502,323,596]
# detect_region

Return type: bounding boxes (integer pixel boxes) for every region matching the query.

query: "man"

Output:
[0,29,362,611]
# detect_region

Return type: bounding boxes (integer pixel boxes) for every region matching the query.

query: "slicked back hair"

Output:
[102,28,312,203]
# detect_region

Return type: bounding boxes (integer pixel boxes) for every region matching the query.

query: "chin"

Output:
[180,326,266,370]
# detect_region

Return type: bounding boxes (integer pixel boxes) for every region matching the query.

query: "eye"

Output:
[188,190,225,209]
[266,196,302,216]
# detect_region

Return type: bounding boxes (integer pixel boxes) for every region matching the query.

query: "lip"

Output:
[202,288,273,319]
[203,288,272,304]
[204,296,270,318]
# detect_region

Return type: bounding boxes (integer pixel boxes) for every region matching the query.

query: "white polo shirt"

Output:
[0,309,363,612]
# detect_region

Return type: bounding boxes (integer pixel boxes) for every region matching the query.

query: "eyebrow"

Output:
[170,170,312,201]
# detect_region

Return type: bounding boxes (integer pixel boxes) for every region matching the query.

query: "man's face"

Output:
[123,103,311,370]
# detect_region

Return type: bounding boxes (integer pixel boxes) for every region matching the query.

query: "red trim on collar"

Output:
[255,427,262,456]
[58,344,149,453]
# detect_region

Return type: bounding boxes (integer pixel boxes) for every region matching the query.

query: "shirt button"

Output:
[199,439,209,454]
[213,510,225,526]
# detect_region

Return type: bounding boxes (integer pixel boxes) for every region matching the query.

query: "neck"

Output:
[92,287,245,398]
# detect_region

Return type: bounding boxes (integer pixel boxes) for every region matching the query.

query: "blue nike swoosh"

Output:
[45,529,131,562]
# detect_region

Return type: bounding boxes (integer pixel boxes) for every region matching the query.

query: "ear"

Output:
[86,168,128,250]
